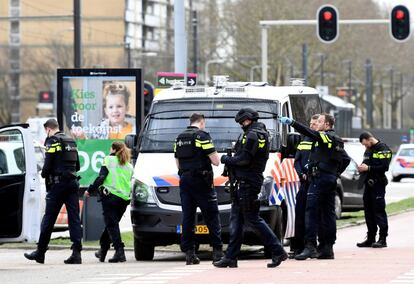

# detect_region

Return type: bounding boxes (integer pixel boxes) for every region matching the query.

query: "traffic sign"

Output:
[157,72,197,88]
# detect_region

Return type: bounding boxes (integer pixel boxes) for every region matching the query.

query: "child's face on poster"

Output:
[105,94,128,125]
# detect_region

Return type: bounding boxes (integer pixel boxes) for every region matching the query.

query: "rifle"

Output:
[222,147,236,202]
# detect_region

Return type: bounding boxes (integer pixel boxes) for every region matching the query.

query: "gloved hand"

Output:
[221,155,231,164]
[278,116,293,125]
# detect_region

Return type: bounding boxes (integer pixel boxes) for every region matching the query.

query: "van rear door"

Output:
[0,124,42,243]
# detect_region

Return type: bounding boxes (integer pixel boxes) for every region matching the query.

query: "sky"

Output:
[373,0,414,15]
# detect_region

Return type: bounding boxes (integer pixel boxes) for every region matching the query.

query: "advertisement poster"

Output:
[57,69,143,186]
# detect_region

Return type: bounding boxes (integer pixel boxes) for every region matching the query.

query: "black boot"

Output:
[213,257,238,268]
[294,242,317,260]
[372,237,387,248]
[24,250,45,264]
[212,247,224,262]
[64,249,82,264]
[185,249,200,265]
[95,247,109,262]
[317,244,334,259]
[267,251,288,268]
[356,236,375,248]
[108,247,126,263]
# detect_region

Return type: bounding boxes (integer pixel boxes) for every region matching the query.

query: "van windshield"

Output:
[289,94,322,125]
[140,98,280,153]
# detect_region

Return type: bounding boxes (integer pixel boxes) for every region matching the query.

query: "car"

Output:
[391,143,414,182]
[333,139,366,219]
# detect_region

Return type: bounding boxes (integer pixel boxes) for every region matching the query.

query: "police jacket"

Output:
[362,141,392,182]
[222,121,269,186]
[294,136,313,180]
[291,120,350,176]
[41,131,80,178]
[174,126,215,174]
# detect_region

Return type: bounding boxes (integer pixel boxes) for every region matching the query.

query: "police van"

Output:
[0,124,43,244]
[126,77,323,260]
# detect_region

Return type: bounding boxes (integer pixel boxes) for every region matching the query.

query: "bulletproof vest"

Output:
[309,130,344,174]
[175,128,211,171]
[237,123,270,174]
[53,133,78,174]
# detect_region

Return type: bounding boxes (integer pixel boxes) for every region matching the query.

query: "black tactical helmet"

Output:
[235,108,259,123]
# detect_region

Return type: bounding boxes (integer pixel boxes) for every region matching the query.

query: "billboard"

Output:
[57,69,143,186]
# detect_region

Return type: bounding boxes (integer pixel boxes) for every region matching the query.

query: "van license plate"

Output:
[176,225,209,234]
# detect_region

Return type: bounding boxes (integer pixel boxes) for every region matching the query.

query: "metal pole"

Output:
[127,43,131,68]
[174,0,186,73]
[74,0,81,68]
[250,65,260,82]
[320,54,325,85]
[365,59,373,127]
[400,73,404,128]
[302,43,308,84]
[390,68,394,128]
[192,10,198,74]
[261,26,268,82]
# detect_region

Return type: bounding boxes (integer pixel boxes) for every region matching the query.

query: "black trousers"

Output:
[363,182,388,239]
[38,180,82,252]
[226,182,284,260]
[179,173,223,252]
[100,194,130,250]
[292,180,308,252]
[305,173,337,245]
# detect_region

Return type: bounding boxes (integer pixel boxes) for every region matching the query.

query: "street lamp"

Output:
[250,65,261,81]
[205,59,224,86]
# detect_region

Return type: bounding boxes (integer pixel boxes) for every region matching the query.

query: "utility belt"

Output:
[309,164,337,178]
[180,169,213,186]
[48,172,79,184]
[366,176,388,187]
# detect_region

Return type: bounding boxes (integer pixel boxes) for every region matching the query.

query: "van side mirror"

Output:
[283,133,301,158]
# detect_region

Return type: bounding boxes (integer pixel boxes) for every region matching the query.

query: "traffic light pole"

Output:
[259,19,389,82]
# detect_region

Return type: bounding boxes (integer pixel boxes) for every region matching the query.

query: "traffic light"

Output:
[38,91,54,103]
[317,5,339,43]
[390,5,410,42]
[143,82,154,116]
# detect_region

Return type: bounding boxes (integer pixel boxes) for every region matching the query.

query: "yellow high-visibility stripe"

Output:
[320,133,328,143]
[201,143,214,150]
[297,144,312,150]
[373,152,392,159]
[195,139,211,144]
[173,143,176,153]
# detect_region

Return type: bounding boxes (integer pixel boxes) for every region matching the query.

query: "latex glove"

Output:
[278,116,293,125]
[221,155,231,164]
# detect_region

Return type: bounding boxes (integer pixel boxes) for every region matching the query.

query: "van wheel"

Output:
[335,192,342,220]
[134,237,155,261]
[392,176,402,182]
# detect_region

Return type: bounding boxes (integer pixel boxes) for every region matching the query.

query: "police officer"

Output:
[86,141,134,262]
[214,108,287,269]
[174,113,223,265]
[291,114,319,258]
[24,119,82,264]
[279,113,350,260]
[356,132,391,248]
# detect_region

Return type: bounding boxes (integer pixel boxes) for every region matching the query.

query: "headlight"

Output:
[132,179,156,204]
[258,176,274,205]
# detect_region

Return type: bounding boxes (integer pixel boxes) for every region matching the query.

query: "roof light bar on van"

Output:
[290,78,306,86]
[185,87,206,93]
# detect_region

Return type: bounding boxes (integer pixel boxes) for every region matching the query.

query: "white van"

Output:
[126,78,323,260]
[0,124,43,243]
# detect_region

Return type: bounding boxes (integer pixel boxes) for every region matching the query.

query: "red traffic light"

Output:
[323,11,333,21]
[41,92,50,100]
[395,9,405,20]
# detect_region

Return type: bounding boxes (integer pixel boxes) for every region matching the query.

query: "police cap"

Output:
[235,108,259,123]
